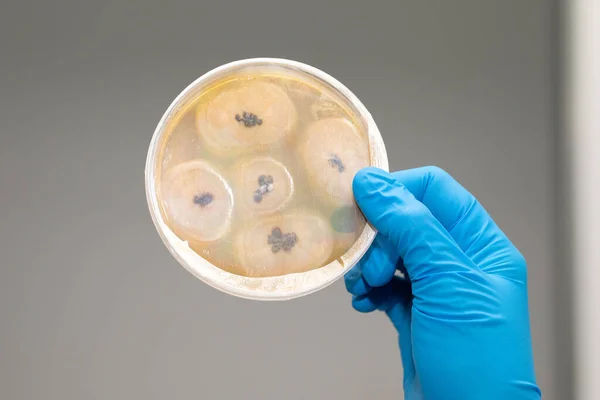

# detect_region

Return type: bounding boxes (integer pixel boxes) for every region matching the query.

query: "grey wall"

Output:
[0,1,563,399]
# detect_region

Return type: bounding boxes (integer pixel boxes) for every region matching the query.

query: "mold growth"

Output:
[253,174,274,203]
[328,154,346,173]
[235,112,263,128]
[267,227,298,253]
[158,71,371,278]
[331,205,360,233]
[193,192,214,207]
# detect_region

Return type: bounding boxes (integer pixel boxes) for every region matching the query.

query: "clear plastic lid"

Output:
[145,58,388,300]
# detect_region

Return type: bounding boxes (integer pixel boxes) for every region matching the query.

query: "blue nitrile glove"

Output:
[345,166,541,400]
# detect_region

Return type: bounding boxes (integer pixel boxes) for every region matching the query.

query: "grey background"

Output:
[0,1,566,399]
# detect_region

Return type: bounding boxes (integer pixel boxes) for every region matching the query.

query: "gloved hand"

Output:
[345,166,541,400]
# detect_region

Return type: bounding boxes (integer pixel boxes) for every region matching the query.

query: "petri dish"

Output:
[145,58,388,301]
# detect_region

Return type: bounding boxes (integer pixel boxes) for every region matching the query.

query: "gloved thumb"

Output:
[352,167,485,295]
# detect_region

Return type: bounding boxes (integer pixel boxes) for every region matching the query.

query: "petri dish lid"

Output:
[145,58,388,301]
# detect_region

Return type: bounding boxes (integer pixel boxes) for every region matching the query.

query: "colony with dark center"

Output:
[253,174,274,203]
[267,227,298,253]
[328,154,346,173]
[235,111,263,128]
[193,192,214,208]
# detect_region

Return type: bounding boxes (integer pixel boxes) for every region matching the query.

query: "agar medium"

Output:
[145,58,388,300]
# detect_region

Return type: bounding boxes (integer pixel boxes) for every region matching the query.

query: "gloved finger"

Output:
[360,234,399,288]
[351,277,411,313]
[344,263,371,296]
[352,167,481,290]
[350,269,420,392]
[346,236,408,296]
[386,299,418,392]
[390,166,526,280]
[351,278,419,390]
